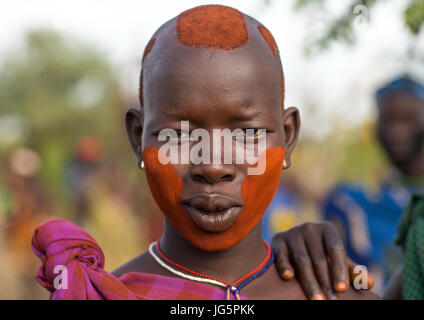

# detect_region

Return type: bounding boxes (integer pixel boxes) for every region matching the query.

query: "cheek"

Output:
[239,147,285,232]
[142,146,285,251]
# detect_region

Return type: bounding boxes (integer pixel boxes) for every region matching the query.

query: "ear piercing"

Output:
[139,159,287,170]
[138,159,145,170]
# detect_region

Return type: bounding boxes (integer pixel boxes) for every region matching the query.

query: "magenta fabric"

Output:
[31,219,248,300]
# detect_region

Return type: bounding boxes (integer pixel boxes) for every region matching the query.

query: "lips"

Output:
[143,146,285,251]
[181,194,243,232]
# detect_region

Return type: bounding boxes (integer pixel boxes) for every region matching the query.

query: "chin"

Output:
[174,221,253,252]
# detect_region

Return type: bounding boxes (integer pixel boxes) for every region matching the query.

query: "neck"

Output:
[158,220,268,284]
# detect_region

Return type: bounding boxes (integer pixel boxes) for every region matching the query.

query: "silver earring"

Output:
[138,159,144,170]
[283,159,288,169]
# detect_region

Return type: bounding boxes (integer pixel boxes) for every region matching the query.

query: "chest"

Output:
[235,265,307,300]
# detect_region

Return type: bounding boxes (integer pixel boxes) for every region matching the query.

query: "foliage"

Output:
[266,0,424,53]
[0,30,127,200]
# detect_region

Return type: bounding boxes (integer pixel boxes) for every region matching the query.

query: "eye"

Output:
[174,130,191,142]
[240,129,267,142]
[243,129,261,137]
[155,129,192,144]
[175,130,189,138]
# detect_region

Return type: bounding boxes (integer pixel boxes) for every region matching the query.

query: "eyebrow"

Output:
[162,110,185,119]
[162,103,266,122]
[162,110,263,121]
[231,111,263,121]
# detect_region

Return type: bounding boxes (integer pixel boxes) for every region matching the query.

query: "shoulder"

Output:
[111,251,151,278]
[242,264,380,300]
[111,249,173,279]
[327,182,365,197]
[240,263,308,299]
[324,183,367,206]
[337,287,381,300]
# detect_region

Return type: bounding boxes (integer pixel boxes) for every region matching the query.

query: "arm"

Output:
[272,221,375,300]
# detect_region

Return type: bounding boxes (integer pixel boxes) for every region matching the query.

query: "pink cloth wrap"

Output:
[31,219,248,300]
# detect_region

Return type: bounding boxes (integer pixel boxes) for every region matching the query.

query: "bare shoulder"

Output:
[111,250,161,278]
[337,287,381,300]
[241,263,308,299]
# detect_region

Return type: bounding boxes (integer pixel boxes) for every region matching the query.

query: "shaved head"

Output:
[126,4,300,251]
[139,5,285,109]
[177,5,249,50]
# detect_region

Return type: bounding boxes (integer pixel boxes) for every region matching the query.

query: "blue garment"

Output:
[262,186,300,243]
[322,178,423,287]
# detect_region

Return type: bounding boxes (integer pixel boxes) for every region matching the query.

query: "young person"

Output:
[383,194,424,300]
[32,5,377,300]
[323,75,424,290]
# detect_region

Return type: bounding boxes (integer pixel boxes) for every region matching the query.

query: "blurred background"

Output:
[1,0,424,298]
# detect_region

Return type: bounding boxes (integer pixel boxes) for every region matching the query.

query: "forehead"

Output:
[143,42,282,119]
[379,93,424,118]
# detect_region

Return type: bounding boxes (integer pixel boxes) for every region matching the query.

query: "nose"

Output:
[190,163,236,184]
[385,122,412,142]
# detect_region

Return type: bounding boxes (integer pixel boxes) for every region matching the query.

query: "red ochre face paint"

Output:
[257,25,285,106]
[138,5,286,108]
[143,146,285,251]
[139,37,157,107]
[177,5,248,50]
[258,25,278,57]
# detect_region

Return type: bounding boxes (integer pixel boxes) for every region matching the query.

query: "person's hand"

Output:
[271,221,374,300]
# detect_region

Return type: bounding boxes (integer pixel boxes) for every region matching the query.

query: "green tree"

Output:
[266,0,424,53]
[0,30,126,199]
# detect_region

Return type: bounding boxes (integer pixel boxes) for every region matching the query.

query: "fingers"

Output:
[348,259,374,290]
[367,272,375,289]
[286,230,326,300]
[323,222,349,293]
[302,224,338,300]
[271,234,294,280]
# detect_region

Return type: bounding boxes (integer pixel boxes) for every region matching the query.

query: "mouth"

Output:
[387,142,411,156]
[181,194,243,232]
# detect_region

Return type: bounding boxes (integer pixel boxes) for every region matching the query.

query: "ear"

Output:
[124,106,144,163]
[282,106,301,168]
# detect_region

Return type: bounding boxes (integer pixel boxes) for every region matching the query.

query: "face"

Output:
[377,93,424,165]
[126,39,300,251]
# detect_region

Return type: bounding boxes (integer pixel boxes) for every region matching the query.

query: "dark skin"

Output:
[377,92,424,176]
[271,221,375,299]
[265,89,424,299]
[375,92,424,299]
[119,24,378,299]
[289,88,424,300]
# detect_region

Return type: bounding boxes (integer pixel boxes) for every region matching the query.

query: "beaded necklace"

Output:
[148,240,274,300]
